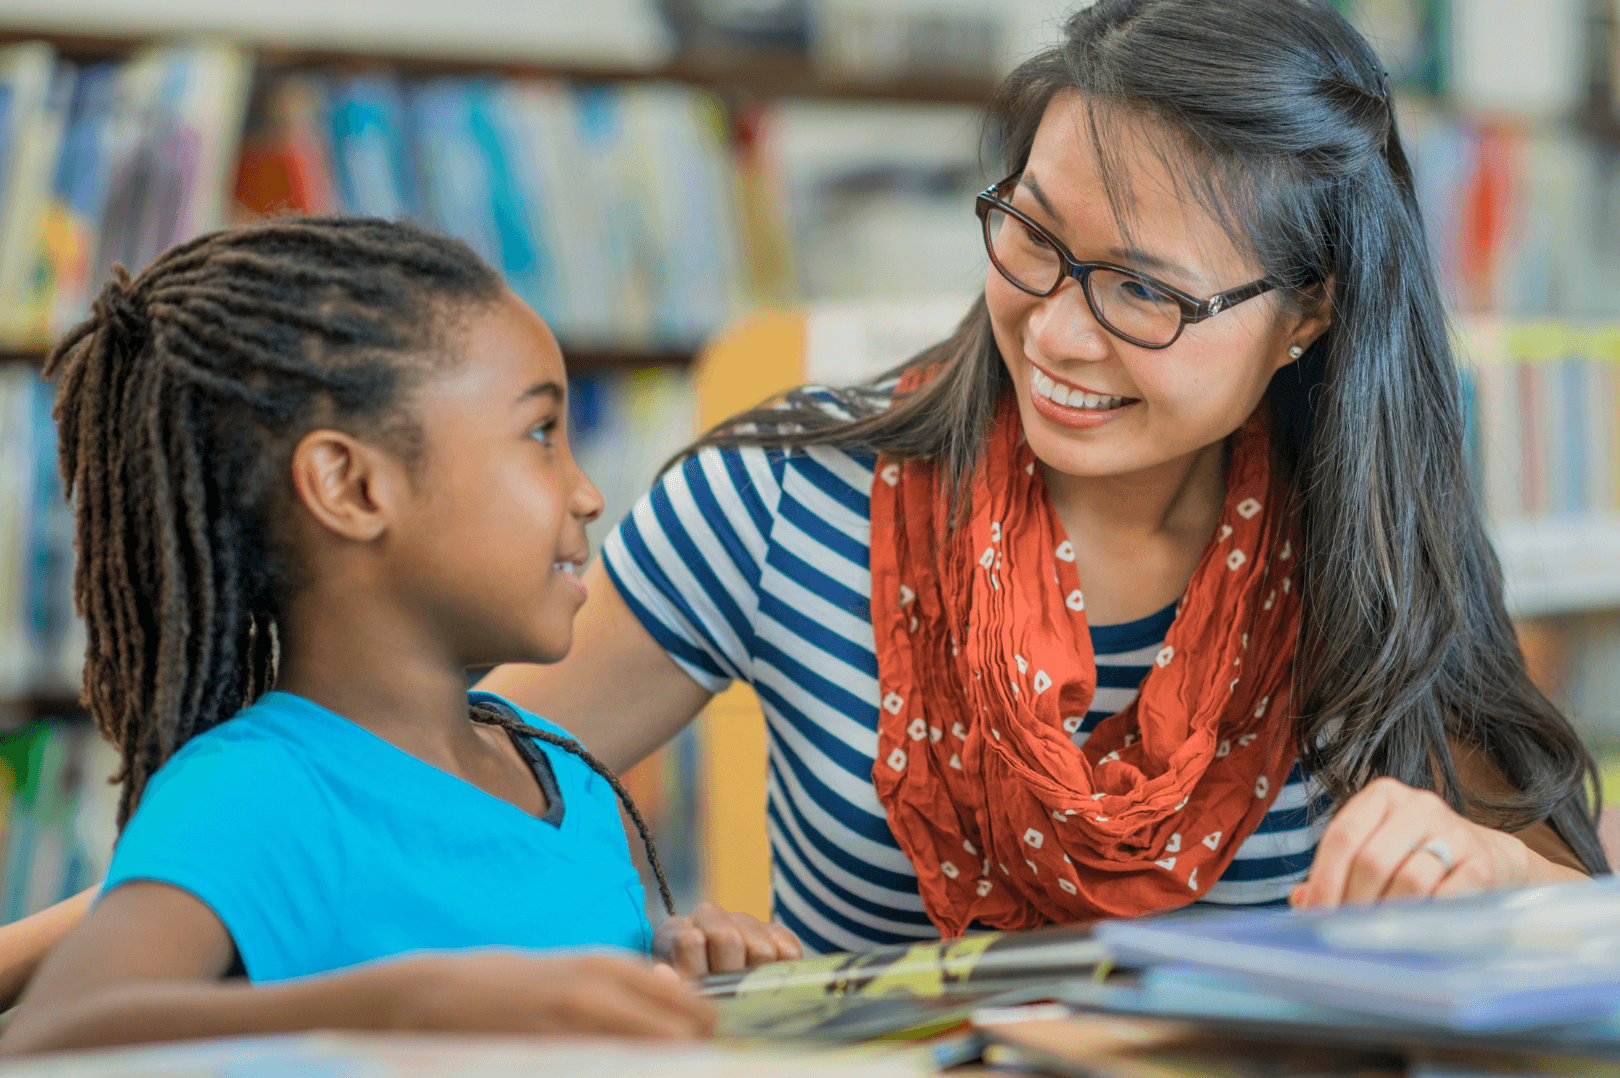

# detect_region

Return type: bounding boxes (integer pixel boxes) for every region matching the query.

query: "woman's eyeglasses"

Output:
[976,174,1279,350]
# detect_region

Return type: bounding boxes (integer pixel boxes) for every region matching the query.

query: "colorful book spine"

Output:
[1460,322,1620,521]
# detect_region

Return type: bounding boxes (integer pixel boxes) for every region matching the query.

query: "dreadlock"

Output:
[43,219,676,908]
[471,705,676,915]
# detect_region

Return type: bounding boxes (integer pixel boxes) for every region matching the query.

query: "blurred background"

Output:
[0,0,1615,922]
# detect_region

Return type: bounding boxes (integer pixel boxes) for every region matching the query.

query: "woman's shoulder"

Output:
[669,383,888,501]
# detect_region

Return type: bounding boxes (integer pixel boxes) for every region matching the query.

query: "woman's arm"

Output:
[2,880,713,1056]
[478,560,715,773]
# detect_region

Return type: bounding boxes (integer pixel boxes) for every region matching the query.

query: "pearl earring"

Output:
[1288,345,1304,360]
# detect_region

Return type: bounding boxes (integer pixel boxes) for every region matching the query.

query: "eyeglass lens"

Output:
[983,204,1184,347]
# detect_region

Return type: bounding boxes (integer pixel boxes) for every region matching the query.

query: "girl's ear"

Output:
[288,429,403,542]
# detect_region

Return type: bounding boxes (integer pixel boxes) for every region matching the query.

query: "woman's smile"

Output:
[1026,360,1140,429]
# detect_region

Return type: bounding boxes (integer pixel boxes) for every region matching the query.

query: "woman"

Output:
[486,0,1602,953]
[0,0,1603,979]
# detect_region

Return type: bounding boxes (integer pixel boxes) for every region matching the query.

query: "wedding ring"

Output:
[1417,837,1456,874]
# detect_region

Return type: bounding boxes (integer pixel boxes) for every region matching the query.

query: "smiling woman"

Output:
[470,0,1608,955]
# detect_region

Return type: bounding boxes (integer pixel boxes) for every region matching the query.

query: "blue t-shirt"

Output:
[103,690,653,983]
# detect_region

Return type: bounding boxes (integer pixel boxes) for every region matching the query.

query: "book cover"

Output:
[1096,877,1620,1031]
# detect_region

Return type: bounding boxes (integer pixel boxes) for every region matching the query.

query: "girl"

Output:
[476,0,1606,949]
[0,217,798,1056]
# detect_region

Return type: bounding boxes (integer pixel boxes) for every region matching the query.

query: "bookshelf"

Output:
[0,31,1000,106]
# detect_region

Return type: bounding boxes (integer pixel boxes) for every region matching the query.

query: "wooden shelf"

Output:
[1496,515,1620,619]
[0,30,997,105]
[0,694,84,722]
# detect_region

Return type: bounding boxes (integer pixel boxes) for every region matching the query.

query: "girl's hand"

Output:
[1291,776,1578,909]
[397,952,716,1039]
[652,901,804,979]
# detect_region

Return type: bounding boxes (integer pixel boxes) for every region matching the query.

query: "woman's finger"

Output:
[1431,855,1492,900]
[1302,777,1402,907]
[1379,835,1455,900]
[1341,788,1466,905]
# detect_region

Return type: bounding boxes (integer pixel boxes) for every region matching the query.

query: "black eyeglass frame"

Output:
[976,174,1280,350]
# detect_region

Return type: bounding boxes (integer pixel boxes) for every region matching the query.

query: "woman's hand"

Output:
[394,951,716,1039]
[1291,776,1586,909]
[652,901,803,979]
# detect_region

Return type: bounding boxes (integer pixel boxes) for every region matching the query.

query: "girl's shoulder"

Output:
[466,689,573,743]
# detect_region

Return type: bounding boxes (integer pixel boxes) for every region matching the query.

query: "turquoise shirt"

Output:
[103,690,653,982]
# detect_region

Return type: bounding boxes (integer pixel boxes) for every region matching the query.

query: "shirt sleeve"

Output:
[101,738,340,981]
[600,444,781,692]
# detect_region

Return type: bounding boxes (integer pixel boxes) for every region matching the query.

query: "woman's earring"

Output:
[1288,345,1304,360]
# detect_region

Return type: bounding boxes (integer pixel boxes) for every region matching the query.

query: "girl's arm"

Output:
[0,565,708,1015]
[1,880,714,1056]
[477,560,714,773]
[0,888,95,1011]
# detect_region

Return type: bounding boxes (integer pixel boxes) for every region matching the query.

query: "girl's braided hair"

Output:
[45,216,675,912]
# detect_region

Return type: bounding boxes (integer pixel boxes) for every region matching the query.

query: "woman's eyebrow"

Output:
[1106,246,1199,283]
[1019,174,1066,226]
[1022,174,1202,285]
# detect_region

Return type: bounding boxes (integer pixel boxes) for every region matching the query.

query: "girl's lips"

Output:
[553,560,589,599]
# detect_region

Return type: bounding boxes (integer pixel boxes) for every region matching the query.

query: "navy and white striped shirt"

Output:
[604,412,1330,954]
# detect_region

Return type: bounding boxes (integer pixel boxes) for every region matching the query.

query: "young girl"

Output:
[0,217,799,1056]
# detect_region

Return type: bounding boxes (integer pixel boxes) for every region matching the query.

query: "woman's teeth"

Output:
[1030,368,1129,411]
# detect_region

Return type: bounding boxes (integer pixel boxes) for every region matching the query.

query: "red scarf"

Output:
[870,395,1301,936]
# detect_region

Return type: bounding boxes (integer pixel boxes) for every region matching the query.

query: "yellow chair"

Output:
[689,295,976,920]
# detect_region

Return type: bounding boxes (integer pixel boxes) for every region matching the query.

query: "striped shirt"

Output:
[604,413,1331,954]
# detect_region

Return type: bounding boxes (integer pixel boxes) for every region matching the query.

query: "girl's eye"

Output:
[530,421,557,447]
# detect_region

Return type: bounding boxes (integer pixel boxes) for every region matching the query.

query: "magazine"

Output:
[705,922,1105,1041]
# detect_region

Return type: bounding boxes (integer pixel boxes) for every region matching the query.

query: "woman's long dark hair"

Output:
[682,0,1608,872]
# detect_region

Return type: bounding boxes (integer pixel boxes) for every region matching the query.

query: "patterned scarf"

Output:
[869,393,1301,936]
